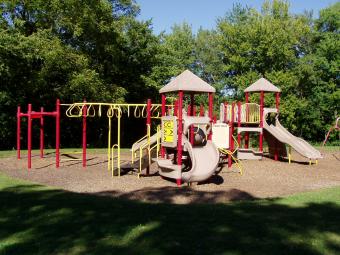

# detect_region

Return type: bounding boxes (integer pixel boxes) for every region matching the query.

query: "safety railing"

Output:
[131,124,161,177]
[223,103,260,124]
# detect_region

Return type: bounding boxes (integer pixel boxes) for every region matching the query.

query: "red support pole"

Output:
[56,99,60,168]
[40,107,44,158]
[228,102,235,168]
[177,91,183,186]
[237,101,241,146]
[245,92,249,148]
[274,92,280,160]
[82,100,87,168]
[259,91,264,152]
[161,94,166,158]
[146,99,151,127]
[27,104,32,169]
[208,93,213,140]
[224,102,228,123]
[146,99,152,175]
[190,94,195,145]
[17,106,21,159]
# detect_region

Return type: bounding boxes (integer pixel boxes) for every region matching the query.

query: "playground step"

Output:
[237,127,262,134]
[237,148,263,160]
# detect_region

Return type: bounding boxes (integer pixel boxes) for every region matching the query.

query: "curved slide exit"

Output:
[157,136,220,183]
[263,108,322,160]
[181,136,220,182]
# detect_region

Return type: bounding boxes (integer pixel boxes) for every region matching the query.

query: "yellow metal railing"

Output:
[218,135,243,175]
[225,103,260,124]
[131,125,161,177]
[219,148,243,175]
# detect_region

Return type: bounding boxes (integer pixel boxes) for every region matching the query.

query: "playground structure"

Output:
[156,70,220,185]
[323,117,340,146]
[219,78,322,165]
[16,70,323,186]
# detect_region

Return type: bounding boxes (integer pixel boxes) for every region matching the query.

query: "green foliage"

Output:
[0,0,339,148]
[142,22,196,94]
[0,0,158,149]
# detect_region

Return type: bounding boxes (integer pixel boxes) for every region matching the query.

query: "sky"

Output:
[136,0,338,34]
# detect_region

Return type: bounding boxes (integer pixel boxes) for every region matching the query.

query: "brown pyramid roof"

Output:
[244,78,281,93]
[159,70,215,93]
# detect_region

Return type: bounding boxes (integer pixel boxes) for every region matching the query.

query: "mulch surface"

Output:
[1,149,339,204]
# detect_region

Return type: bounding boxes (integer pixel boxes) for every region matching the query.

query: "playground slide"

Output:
[131,132,159,153]
[182,136,220,182]
[157,136,219,182]
[263,108,322,160]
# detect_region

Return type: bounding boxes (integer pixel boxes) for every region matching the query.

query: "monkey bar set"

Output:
[17,99,61,169]
[17,99,90,169]
[17,99,169,174]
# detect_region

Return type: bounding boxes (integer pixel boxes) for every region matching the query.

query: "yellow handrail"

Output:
[131,125,161,177]
[219,148,243,175]
[225,103,260,124]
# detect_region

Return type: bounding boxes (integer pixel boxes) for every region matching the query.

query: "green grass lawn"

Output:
[0,148,133,158]
[0,173,339,255]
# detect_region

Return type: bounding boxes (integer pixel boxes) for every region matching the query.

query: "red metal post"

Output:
[82,100,87,168]
[190,94,195,145]
[237,101,241,146]
[161,94,166,158]
[146,99,152,175]
[40,107,44,158]
[274,92,280,160]
[245,92,249,148]
[146,99,152,127]
[17,106,21,159]
[177,91,183,186]
[259,91,264,152]
[224,102,228,123]
[228,102,235,168]
[27,104,32,169]
[56,99,60,168]
[208,93,213,140]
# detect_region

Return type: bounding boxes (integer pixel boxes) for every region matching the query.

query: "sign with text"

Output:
[161,116,177,148]
[163,120,174,143]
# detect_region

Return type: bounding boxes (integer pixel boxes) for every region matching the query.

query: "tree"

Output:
[0,0,159,149]
[142,23,196,94]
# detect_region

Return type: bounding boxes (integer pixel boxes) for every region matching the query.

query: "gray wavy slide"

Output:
[264,108,322,160]
[157,136,220,183]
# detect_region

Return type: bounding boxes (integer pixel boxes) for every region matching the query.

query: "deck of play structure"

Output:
[16,70,324,186]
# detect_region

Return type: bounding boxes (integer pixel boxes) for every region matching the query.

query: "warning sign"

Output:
[163,120,174,143]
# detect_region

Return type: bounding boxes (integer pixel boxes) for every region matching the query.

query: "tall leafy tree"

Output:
[0,0,158,148]
[143,23,196,93]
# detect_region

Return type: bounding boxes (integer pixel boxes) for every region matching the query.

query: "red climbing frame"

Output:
[17,99,60,169]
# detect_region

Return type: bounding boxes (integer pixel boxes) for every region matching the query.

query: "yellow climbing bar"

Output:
[219,148,243,175]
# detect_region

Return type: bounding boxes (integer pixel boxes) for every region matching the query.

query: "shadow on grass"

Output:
[0,184,339,255]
